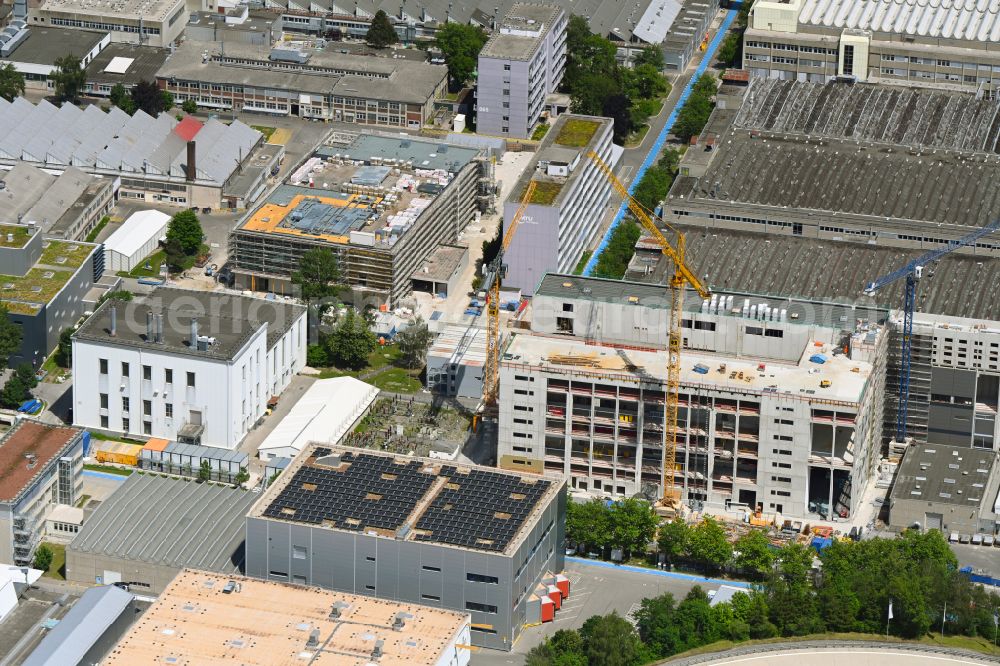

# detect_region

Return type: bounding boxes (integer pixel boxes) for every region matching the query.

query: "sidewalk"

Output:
[566,556,752,588]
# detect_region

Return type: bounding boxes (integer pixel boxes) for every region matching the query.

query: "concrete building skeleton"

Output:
[497,273,888,522]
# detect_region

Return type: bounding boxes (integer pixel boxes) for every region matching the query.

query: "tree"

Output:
[628,64,668,100]
[51,54,87,103]
[634,591,677,657]
[591,220,641,279]
[56,326,75,368]
[366,10,399,48]
[657,518,690,566]
[33,544,53,572]
[562,16,617,95]
[0,63,26,102]
[634,46,665,70]
[526,629,587,666]
[164,237,188,272]
[109,83,136,115]
[767,543,823,636]
[130,80,165,116]
[15,363,37,390]
[306,343,330,367]
[686,517,732,571]
[565,497,611,552]
[396,316,432,368]
[580,612,641,666]
[435,23,488,88]
[0,374,29,408]
[730,590,779,639]
[673,94,713,142]
[234,467,250,488]
[97,289,134,306]
[166,210,203,257]
[0,304,23,371]
[607,498,658,555]
[325,309,376,370]
[718,32,741,67]
[733,529,774,578]
[181,99,198,114]
[292,248,343,305]
[198,459,213,482]
[160,89,174,112]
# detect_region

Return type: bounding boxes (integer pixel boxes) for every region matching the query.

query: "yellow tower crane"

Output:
[586,150,711,506]
[483,180,537,407]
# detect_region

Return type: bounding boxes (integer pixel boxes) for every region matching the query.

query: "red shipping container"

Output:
[555,574,570,599]
[547,585,562,609]
[540,596,555,622]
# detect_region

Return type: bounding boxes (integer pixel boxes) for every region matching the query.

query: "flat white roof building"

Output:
[257,377,379,460]
[102,210,170,273]
[32,0,187,48]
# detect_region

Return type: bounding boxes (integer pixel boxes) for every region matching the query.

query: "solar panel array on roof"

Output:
[414,468,550,552]
[285,197,370,236]
[263,451,435,531]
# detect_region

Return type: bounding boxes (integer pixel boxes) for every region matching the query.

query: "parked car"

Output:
[959,534,971,544]
[971,534,983,546]
[949,532,960,543]
[985,535,995,547]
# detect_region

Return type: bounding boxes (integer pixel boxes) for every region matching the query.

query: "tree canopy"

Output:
[131,80,167,116]
[591,220,641,279]
[686,517,733,571]
[365,10,399,48]
[673,73,717,142]
[166,210,203,257]
[325,309,376,370]
[0,63,25,102]
[292,247,343,304]
[52,54,87,103]
[435,23,488,88]
[109,83,136,114]
[0,304,23,371]
[396,316,432,368]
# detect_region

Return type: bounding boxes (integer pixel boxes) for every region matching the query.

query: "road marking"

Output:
[618,165,633,182]
[624,602,642,628]
[708,650,987,665]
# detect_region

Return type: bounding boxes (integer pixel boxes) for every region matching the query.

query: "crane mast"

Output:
[586,151,710,506]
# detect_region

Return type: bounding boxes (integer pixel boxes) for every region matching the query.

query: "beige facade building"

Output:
[32,0,186,48]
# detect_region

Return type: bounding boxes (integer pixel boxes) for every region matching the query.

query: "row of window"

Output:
[49,16,161,34]
[99,359,194,387]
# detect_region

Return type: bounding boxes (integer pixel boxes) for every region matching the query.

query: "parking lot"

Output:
[474,559,740,664]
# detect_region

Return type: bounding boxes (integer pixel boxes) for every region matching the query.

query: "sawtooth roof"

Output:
[798,0,1000,43]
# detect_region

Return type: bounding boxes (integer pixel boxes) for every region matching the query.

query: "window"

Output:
[562,303,574,312]
[772,462,791,469]
[121,362,130,377]
[365,585,375,591]
[122,397,130,411]
[466,601,498,614]
[422,565,441,572]
[467,573,499,584]
[143,400,151,416]
[143,421,152,435]
[365,555,376,562]
[503,64,511,71]
[187,371,195,387]
[165,369,173,384]
[471,626,498,635]
[122,417,130,432]
[422,593,441,601]
[166,403,173,418]
[100,415,109,428]
[293,545,307,559]
[269,570,288,578]
[842,44,855,76]
[143,365,151,380]
[100,393,108,409]
[99,358,108,374]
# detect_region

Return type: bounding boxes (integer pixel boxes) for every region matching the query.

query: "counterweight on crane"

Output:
[586,150,711,506]
[864,219,1000,442]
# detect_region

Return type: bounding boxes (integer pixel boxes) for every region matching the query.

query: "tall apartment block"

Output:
[502,114,620,295]
[743,0,1000,94]
[498,274,888,521]
[477,4,566,139]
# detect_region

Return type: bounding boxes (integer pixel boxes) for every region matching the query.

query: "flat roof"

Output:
[0,421,82,503]
[103,569,468,666]
[505,330,874,405]
[0,224,31,248]
[73,287,304,361]
[480,4,563,61]
[671,79,1000,231]
[39,0,183,22]
[316,133,481,173]
[626,225,1000,322]
[69,473,256,572]
[412,244,467,283]
[891,443,998,509]
[1,238,96,315]
[85,43,170,86]
[0,27,104,66]
[252,445,560,555]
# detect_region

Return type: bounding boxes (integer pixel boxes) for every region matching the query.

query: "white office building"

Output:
[502,114,620,295]
[477,3,567,139]
[71,288,306,450]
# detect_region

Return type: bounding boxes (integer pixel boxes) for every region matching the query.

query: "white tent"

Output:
[257,377,378,460]
[0,565,42,623]
[103,209,171,273]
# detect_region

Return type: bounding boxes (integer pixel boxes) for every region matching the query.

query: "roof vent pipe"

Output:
[190,318,198,348]
[146,311,154,341]
[156,314,164,344]
[110,306,117,337]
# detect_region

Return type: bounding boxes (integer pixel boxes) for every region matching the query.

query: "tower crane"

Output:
[482,180,537,407]
[586,150,711,506]
[864,219,1000,442]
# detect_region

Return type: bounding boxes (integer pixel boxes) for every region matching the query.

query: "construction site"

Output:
[228,131,495,305]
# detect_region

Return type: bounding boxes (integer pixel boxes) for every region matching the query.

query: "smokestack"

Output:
[146,311,154,341]
[156,314,164,344]
[190,318,198,348]
[186,141,196,181]
[110,306,117,337]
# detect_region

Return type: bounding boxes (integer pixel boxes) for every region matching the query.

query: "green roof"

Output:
[0,225,31,248]
[528,180,564,205]
[554,119,601,148]
[0,240,93,315]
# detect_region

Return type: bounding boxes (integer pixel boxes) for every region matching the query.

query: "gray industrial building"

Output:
[662,0,720,71]
[649,78,1000,449]
[0,223,105,368]
[230,133,493,306]
[245,444,566,651]
[889,443,1000,536]
[0,163,116,241]
[477,4,567,139]
[503,113,620,294]
[66,473,258,594]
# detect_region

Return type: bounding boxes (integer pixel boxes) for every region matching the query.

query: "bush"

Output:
[33,544,53,572]
[306,343,329,367]
[591,220,642,279]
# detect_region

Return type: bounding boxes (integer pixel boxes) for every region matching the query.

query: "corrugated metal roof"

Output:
[69,473,256,572]
[21,585,133,666]
[799,0,1000,42]
[633,0,683,44]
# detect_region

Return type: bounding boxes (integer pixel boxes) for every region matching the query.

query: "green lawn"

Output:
[315,346,401,379]
[39,350,69,383]
[250,125,277,140]
[625,124,651,148]
[83,463,133,477]
[84,216,111,243]
[75,494,92,508]
[370,368,422,393]
[123,250,166,279]
[40,542,66,580]
[573,251,592,275]
[531,123,550,141]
